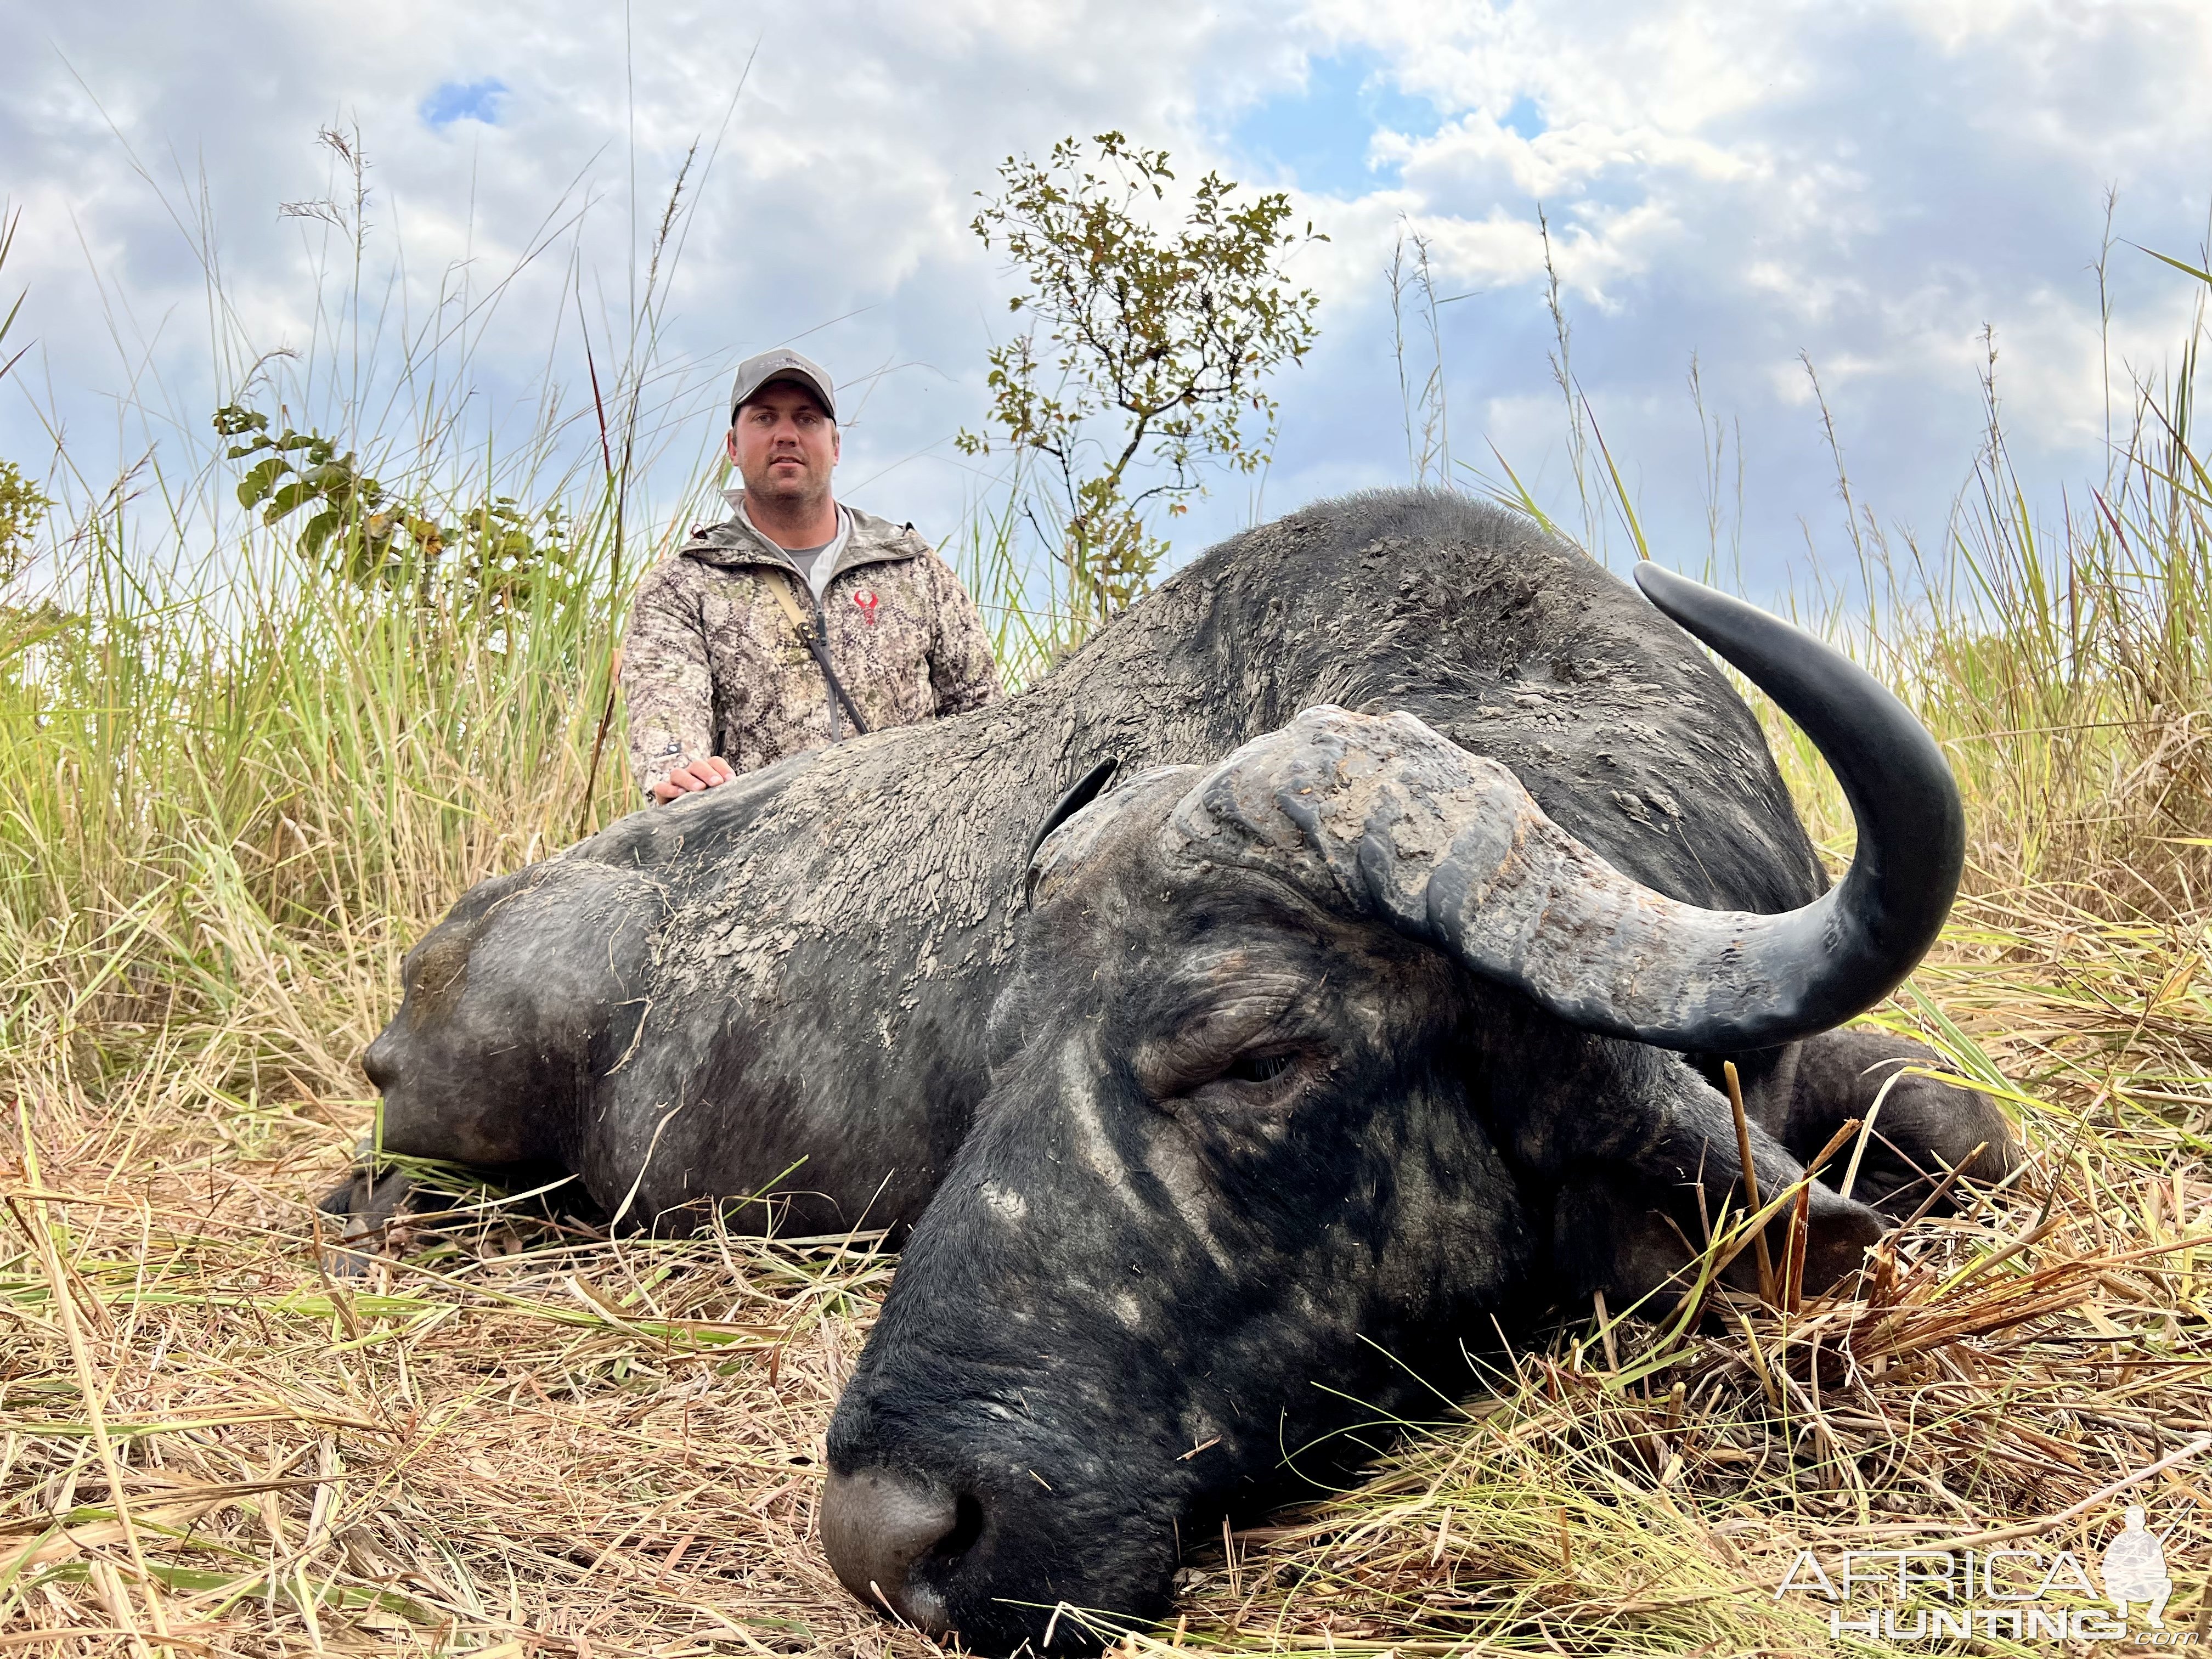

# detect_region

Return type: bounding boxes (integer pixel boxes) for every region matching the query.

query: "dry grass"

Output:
[4,889,2208,1656]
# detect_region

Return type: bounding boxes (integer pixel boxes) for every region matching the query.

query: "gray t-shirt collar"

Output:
[730,495,851,603]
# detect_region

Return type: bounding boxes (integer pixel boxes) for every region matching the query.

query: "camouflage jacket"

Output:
[620,496,1002,795]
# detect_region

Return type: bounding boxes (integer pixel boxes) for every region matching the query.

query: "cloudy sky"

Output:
[4,1,2210,597]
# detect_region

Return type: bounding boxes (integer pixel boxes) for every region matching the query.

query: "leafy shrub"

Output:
[215,404,576,620]
[0,456,47,587]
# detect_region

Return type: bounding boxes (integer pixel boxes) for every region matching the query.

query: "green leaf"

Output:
[1901,980,2011,1093]
[236,456,291,509]
[2138,244,2212,287]
[262,478,313,523]
[297,506,343,558]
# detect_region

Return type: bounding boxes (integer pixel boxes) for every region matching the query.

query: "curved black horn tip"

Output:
[1025,758,1121,867]
[1632,560,1748,637]
[1630,559,1966,1029]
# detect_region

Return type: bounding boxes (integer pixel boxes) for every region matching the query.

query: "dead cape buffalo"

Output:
[337,490,2016,1650]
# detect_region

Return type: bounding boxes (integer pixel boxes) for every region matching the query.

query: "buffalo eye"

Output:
[1220,1050,1295,1085]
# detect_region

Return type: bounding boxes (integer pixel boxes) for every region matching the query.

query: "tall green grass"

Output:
[6,256,2210,1114]
[1475,284,2212,917]
[1773,338,2212,912]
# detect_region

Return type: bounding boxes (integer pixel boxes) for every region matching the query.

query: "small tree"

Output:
[958,133,1323,636]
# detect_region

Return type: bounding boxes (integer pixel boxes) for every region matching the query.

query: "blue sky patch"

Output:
[1500,95,1547,140]
[421,78,508,129]
[1228,51,1442,198]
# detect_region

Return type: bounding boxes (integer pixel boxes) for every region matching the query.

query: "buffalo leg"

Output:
[1552,1158,1883,1316]
[315,1154,442,1277]
[1780,1030,2021,1220]
[1518,1035,1886,1314]
[315,1146,599,1274]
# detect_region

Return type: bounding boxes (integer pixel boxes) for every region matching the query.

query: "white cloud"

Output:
[1,0,2208,594]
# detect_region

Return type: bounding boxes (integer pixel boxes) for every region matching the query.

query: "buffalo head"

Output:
[360,859,656,1171]
[820,568,1963,1650]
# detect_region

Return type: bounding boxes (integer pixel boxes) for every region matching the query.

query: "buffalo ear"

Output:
[1025,758,1120,865]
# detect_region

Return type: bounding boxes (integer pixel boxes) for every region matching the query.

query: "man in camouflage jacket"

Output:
[622,348,1001,802]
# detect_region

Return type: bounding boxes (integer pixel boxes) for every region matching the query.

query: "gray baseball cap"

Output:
[730,347,837,424]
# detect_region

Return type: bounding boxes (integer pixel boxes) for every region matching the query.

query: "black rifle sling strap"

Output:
[766,569,872,737]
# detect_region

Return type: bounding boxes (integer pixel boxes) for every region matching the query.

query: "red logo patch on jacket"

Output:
[853,589,879,624]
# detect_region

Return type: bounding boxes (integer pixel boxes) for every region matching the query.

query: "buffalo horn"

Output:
[1023,758,1121,909]
[1027,758,1121,866]
[1161,569,1962,1051]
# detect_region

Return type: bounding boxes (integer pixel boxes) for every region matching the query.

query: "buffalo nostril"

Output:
[821,1467,977,1631]
[360,1037,397,1091]
[943,1491,984,1556]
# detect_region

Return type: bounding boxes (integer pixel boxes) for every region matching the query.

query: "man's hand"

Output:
[650,755,737,803]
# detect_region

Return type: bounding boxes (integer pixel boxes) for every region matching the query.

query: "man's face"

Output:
[727,380,839,507]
